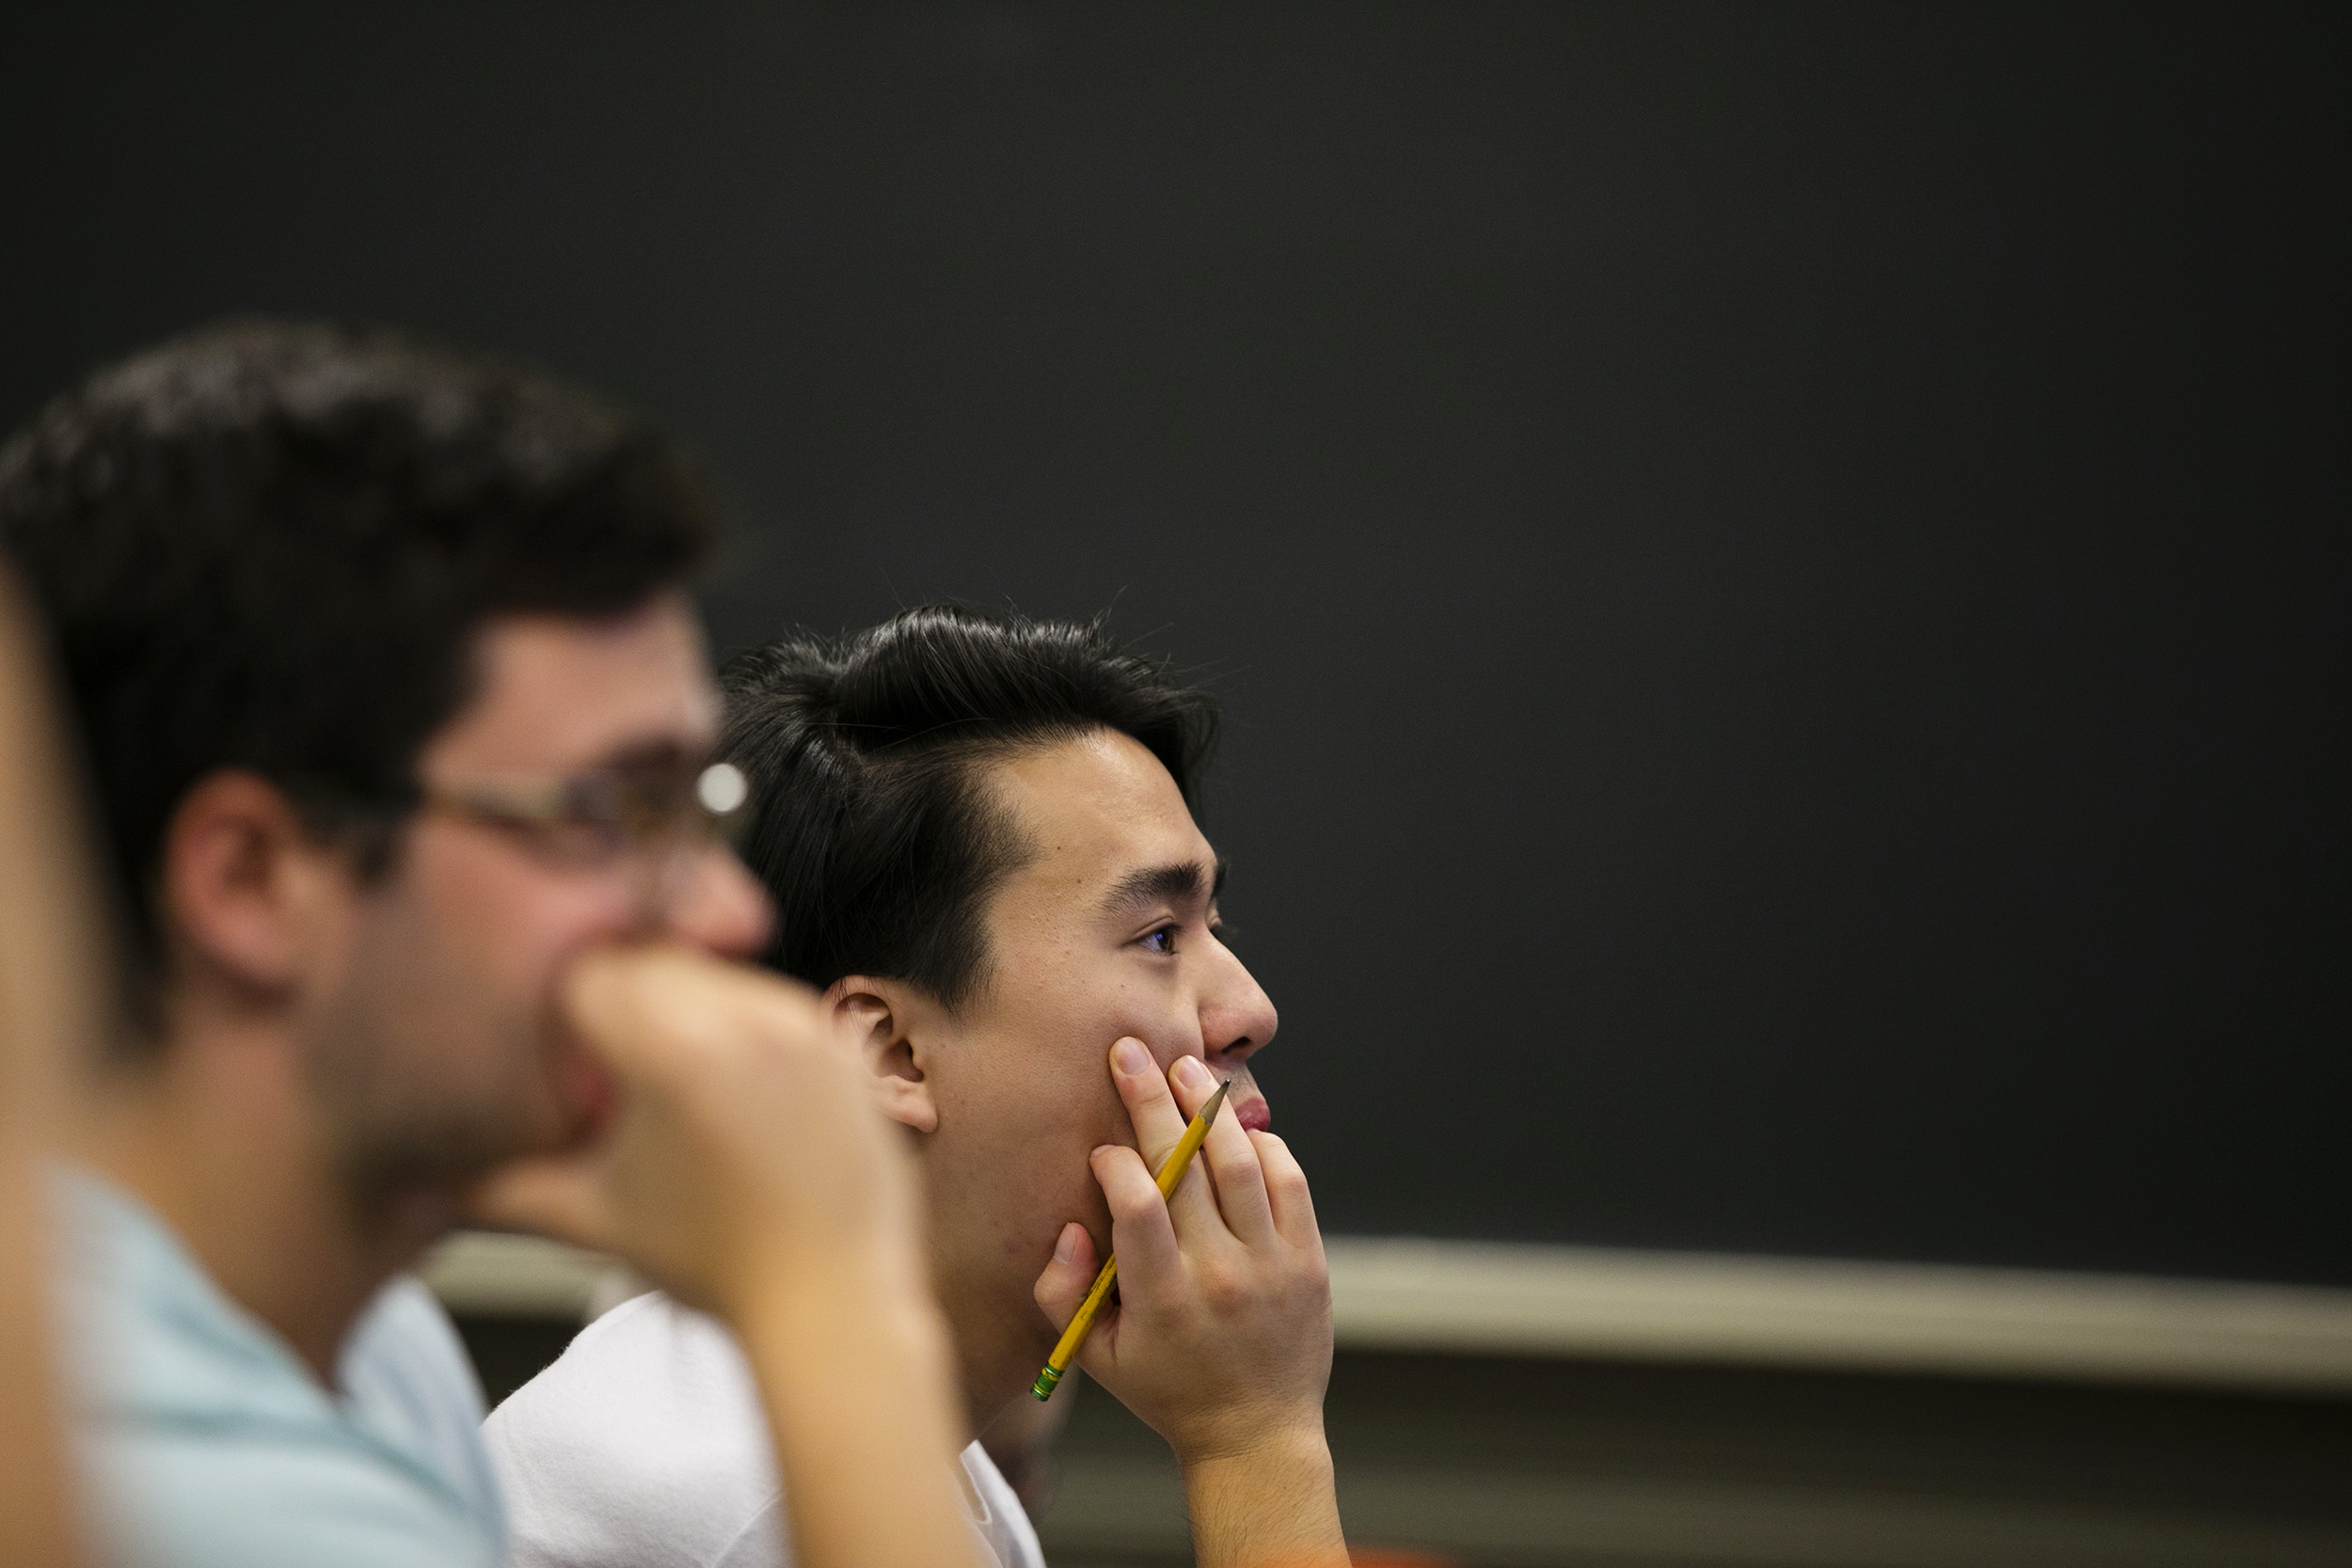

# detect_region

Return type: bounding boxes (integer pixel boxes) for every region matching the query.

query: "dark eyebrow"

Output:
[1101,857,1228,918]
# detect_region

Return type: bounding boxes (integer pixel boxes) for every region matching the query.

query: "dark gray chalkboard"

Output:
[4,5,2344,1282]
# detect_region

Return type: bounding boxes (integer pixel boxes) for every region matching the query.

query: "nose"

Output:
[1197,937,1279,1118]
[659,843,775,959]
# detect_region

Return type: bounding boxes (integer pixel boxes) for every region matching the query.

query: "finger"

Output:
[1032,1222,1104,1333]
[1090,1144,1185,1307]
[1248,1130,1325,1251]
[1170,1055,1277,1245]
[1108,1037,1195,1171]
[556,945,694,1077]
[562,943,819,1074]
[1151,1053,1243,1241]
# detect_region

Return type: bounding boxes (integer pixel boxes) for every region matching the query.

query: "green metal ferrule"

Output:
[1030,1363,1065,1402]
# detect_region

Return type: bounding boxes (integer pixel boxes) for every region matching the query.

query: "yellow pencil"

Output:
[1032,1078,1232,1401]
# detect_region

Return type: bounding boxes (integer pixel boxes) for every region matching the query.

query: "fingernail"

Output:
[1112,1037,1151,1075]
[1176,1055,1213,1090]
[1055,1224,1083,1264]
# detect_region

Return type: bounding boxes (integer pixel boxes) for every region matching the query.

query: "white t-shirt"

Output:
[483,1291,1045,1568]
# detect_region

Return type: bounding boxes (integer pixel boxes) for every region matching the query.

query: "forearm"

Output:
[0,591,89,1567]
[0,1153,81,1568]
[1181,1423,1348,1568]
[732,1266,983,1568]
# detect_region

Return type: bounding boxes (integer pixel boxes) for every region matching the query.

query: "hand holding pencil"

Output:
[1033,1075,1232,1400]
[1031,1038,1336,1476]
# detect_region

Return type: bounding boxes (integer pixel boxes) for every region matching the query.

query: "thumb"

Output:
[463,1154,610,1250]
[1031,1222,1102,1331]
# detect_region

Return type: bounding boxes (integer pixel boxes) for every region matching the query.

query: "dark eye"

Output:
[1141,926,1178,955]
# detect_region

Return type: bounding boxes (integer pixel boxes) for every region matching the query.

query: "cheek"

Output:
[948,948,1203,1201]
[1010,958,1201,1072]
[936,1027,1125,1237]
[393,836,642,1103]
[413,833,634,994]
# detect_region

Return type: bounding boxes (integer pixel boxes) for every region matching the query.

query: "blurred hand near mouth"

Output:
[467,942,986,1568]
[468,943,923,1316]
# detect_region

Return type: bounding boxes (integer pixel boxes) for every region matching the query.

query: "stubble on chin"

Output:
[306,1004,558,1244]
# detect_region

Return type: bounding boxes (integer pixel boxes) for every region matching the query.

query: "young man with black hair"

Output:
[0,324,985,1568]
[486,608,1351,1568]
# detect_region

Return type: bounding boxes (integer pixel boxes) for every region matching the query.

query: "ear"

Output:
[160,771,355,999]
[824,975,940,1134]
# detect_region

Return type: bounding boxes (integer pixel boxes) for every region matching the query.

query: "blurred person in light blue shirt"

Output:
[3,324,994,1568]
[0,320,755,1566]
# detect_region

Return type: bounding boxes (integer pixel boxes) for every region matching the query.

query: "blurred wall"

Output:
[3,4,2344,1282]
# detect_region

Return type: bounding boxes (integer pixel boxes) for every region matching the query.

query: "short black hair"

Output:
[0,319,718,1008]
[720,606,1218,1008]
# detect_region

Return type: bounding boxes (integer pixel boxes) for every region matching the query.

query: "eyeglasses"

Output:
[421,760,753,868]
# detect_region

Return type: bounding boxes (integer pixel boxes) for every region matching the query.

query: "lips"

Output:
[1232,1092,1272,1133]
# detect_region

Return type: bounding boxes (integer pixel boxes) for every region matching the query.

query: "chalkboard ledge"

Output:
[421,1230,2352,1398]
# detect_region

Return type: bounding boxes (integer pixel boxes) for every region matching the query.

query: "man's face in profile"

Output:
[905,728,1279,1381]
[304,594,771,1219]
